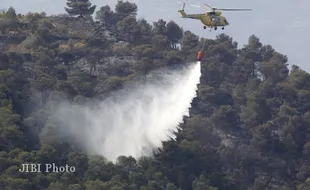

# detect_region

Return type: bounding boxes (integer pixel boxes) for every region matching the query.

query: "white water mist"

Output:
[47,62,201,162]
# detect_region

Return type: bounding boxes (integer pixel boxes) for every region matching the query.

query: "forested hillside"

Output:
[1,1,310,190]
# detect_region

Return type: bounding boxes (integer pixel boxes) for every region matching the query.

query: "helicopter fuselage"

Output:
[200,14,229,27]
[178,9,229,29]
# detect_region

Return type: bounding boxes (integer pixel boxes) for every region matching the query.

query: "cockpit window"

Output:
[211,16,220,23]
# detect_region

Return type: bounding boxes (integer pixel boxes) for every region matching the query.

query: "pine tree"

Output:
[65,0,96,18]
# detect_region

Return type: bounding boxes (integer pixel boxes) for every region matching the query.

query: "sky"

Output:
[1,0,309,72]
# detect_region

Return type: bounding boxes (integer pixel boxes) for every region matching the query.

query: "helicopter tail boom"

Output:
[178,10,188,18]
[178,3,188,17]
[178,3,204,19]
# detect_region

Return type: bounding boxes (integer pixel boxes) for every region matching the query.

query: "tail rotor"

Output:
[177,2,185,10]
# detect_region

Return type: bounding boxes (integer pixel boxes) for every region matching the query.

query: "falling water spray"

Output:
[44,62,201,162]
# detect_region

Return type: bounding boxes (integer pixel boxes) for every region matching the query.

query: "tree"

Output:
[165,50,184,66]
[65,0,96,18]
[298,178,310,190]
[67,152,89,178]
[95,5,116,26]
[240,90,271,128]
[152,35,170,50]
[47,182,67,190]
[260,45,275,61]
[166,21,183,49]
[0,178,32,190]
[133,57,154,82]
[115,1,138,17]
[0,107,24,151]
[209,105,239,134]
[5,7,17,20]
[215,33,237,49]
[136,18,153,44]
[116,16,138,43]
[246,35,262,50]
[153,19,167,35]
[166,183,178,190]
[229,57,255,84]
[257,54,289,83]
[31,72,55,106]
[192,175,218,190]
[180,31,199,59]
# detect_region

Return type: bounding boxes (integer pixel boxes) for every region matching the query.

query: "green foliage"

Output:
[65,0,96,17]
[0,177,32,190]
[152,34,170,50]
[164,50,184,66]
[5,7,17,20]
[133,57,154,81]
[21,34,45,49]
[2,3,310,190]
[166,21,183,49]
[192,175,218,190]
[94,76,125,94]
[115,1,138,16]
[181,31,199,60]
[116,16,138,43]
[95,5,116,25]
[153,19,167,36]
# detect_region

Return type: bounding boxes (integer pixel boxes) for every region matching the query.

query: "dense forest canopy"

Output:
[1,1,310,190]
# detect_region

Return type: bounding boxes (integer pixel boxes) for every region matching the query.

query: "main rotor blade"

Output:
[204,4,213,9]
[217,8,252,11]
[189,4,200,8]
[203,4,251,11]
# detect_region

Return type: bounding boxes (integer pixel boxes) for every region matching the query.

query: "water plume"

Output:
[45,62,201,162]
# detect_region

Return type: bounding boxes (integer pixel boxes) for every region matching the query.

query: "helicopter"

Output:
[178,3,252,31]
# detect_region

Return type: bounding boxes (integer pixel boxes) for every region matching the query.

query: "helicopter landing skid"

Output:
[203,26,224,31]
[203,26,212,31]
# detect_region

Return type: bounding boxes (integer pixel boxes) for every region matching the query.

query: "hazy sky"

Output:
[1,0,309,71]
